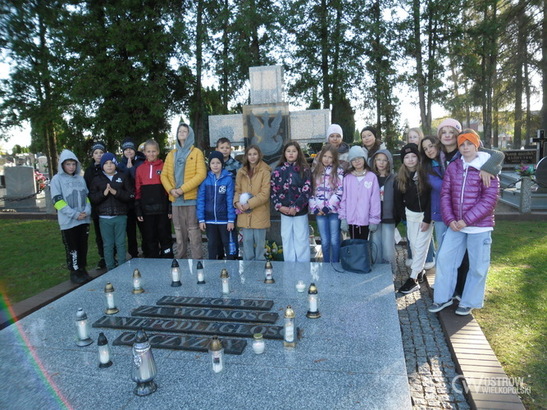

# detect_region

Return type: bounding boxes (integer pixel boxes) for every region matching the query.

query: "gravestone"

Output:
[209,65,330,164]
[0,258,411,409]
[3,166,39,211]
[208,66,331,246]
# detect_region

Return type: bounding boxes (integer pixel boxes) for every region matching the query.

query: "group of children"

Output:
[51,118,501,316]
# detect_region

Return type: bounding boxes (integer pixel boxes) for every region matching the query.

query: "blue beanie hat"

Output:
[91,141,106,154]
[208,151,224,166]
[121,138,137,152]
[100,152,118,169]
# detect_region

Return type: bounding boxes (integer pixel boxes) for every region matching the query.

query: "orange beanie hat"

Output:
[457,132,480,149]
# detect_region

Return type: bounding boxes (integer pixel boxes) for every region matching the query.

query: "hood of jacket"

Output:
[462,151,490,171]
[370,149,394,174]
[58,149,82,175]
[176,122,195,150]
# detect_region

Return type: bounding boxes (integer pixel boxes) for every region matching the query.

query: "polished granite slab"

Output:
[0,259,411,409]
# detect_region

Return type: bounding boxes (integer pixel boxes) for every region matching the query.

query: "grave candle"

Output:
[306,283,321,319]
[132,269,144,294]
[196,261,205,284]
[208,336,224,373]
[97,332,113,368]
[283,305,296,348]
[252,333,265,354]
[104,282,119,315]
[264,260,274,284]
[220,268,230,295]
[75,308,93,347]
[171,259,181,287]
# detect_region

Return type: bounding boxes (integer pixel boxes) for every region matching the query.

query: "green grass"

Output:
[0,218,545,408]
[474,221,546,409]
[0,219,100,303]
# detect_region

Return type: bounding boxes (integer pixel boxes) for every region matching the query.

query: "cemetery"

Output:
[0,65,544,408]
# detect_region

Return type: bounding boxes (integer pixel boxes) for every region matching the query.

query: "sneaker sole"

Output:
[399,285,420,294]
[428,300,453,313]
[455,309,473,316]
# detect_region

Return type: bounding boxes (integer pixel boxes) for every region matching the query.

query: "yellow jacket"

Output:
[161,146,206,202]
[234,161,271,229]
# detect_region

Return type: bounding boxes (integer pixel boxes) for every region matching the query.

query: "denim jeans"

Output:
[433,229,492,308]
[433,220,448,252]
[370,222,395,264]
[316,213,341,262]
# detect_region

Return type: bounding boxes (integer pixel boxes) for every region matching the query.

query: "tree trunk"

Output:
[412,0,428,132]
[514,2,525,149]
[524,43,531,146]
[541,0,547,132]
[331,4,342,123]
[221,0,229,112]
[320,0,330,109]
[194,0,205,149]
[248,0,260,64]
[38,6,58,176]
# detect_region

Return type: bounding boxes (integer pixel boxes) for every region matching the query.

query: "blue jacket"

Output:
[427,161,444,222]
[197,169,236,224]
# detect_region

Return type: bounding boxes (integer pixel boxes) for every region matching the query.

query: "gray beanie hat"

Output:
[348,146,367,163]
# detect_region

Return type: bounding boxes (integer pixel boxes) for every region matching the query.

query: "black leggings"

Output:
[349,225,370,240]
[61,224,89,271]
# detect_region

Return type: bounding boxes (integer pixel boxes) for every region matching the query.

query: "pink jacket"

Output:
[441,157,499,228]
[339,171,381,226]
[309,165,344,214]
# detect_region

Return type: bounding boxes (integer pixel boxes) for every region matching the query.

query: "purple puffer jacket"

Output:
[441,159,499,228]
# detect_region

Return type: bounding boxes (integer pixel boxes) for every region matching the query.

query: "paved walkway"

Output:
[393,243,470,409]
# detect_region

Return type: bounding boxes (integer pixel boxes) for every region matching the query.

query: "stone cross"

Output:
[209,65,330,164]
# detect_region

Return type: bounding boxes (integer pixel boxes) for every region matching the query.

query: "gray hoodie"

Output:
[370,149,395,223]
[50,149,91,230]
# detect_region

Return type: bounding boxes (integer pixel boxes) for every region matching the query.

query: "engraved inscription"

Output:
[112,331,247,355]
[132,305,278,324]
[156,296,274,311]
[92,316,285,340]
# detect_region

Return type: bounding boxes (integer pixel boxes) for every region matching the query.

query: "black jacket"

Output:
[89,171,134,216]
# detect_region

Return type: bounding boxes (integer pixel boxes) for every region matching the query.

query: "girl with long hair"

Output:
[234,145,271,260]
[271,141,312,262]
[369,149,396,265]
[395,143,433,294]
[309,144,344,262]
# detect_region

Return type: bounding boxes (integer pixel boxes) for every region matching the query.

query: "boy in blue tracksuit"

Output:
[197,151,236,260]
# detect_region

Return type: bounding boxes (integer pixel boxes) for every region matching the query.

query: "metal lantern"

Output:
[131,329,158,396]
